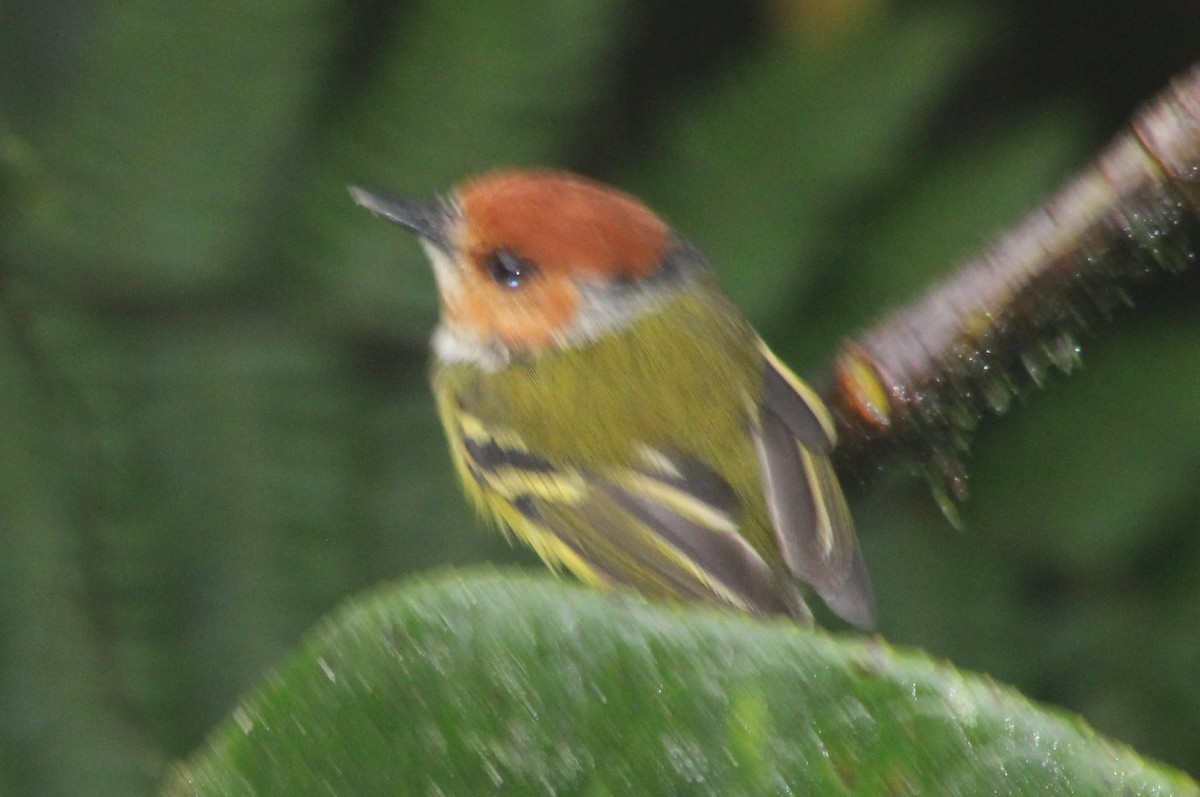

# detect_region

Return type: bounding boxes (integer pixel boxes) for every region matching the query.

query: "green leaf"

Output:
[161,571,1197,796]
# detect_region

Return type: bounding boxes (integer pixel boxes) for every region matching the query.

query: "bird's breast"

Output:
[432,291,763,469]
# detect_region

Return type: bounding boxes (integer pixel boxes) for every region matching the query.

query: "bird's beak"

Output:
[349,186,458,253]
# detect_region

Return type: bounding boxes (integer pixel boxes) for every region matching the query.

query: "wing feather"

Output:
[604,474,801,617]
[454,411,798,617]
[758,341,837,449]
[754,342,875,628]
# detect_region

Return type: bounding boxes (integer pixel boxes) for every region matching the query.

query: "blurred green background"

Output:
[1,0,1198,794]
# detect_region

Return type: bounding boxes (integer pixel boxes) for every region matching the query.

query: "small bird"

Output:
[352,170,873,627]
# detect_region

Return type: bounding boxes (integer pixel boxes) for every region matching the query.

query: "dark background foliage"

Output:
[0,0,1197,794]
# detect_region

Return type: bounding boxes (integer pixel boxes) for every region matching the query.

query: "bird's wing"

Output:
[452,410,802,619]
[752,341,874,628]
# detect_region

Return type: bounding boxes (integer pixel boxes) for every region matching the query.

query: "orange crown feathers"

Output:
[458,171,671,280]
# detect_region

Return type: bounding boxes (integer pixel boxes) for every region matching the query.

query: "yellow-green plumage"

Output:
[432,285,870,625]
[351,171,871,627]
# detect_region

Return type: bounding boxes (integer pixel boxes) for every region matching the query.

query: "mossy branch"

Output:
[823,63,1200,498]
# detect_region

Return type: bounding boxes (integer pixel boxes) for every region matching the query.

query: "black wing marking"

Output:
[456,411,798,617]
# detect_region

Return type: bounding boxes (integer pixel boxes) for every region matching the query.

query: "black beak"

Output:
[349,186,457,253]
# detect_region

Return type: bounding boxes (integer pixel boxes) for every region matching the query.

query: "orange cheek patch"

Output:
[445,274,581,352]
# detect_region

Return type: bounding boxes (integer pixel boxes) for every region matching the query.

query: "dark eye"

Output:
[485,250,536,289]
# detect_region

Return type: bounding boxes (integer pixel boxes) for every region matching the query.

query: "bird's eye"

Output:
[484,250,536,289]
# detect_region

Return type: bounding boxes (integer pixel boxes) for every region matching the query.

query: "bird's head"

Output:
[352,170,702,366]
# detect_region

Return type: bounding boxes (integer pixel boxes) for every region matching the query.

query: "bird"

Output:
[351,169,873,628]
